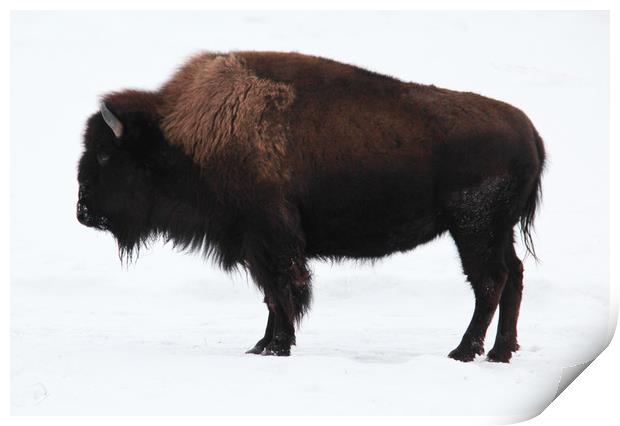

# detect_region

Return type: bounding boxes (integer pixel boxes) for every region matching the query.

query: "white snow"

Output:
[10,11,610,416]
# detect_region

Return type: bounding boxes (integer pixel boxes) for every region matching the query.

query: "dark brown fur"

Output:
[78,51,545,362]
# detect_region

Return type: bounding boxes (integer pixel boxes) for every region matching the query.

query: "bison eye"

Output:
[97,152,110,166]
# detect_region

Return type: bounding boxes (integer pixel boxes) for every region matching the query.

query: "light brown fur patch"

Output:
[158,53,295,182]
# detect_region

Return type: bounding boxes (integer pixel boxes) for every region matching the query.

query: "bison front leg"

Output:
[262,296,298,356]
[243,216,312,357]
[245,309,275,354]
[245,256,311,356]
[245,295,300,356]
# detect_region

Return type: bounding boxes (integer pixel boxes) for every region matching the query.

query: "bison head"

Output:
[77,100,168,259]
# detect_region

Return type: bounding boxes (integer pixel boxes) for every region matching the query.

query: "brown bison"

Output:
[77,51,545,362]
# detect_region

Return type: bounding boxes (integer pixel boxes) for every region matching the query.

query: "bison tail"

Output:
[519,128,546,262]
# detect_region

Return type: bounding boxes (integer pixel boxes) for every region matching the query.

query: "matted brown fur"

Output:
[158,53,295,183]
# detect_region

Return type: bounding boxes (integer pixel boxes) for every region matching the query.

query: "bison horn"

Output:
[100,101,123,139]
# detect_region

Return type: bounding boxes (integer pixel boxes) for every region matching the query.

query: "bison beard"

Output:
[77,51,545,362]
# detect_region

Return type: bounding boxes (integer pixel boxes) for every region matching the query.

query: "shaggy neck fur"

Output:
[110,135,243,270]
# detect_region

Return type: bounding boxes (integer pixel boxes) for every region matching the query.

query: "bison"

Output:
[77,51,545,362]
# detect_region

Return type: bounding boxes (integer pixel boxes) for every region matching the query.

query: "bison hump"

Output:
[159,53,295,182]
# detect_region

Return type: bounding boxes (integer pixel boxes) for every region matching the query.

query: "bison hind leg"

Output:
[487,239,523,362]
[444,176,521,362]
[448,230,511,362]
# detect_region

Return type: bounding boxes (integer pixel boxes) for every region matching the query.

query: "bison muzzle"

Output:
[76,51,545,362]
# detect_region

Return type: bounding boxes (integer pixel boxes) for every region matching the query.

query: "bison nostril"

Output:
[77,201,90,223]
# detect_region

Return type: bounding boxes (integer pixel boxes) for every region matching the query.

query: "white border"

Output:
[2,1,616,424]
[1,0,617,11]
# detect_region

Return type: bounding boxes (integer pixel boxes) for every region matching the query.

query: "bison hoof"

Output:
[486,348,512,363]
[448,341,484,362]
[486,339,519,363]
[246,337,270,355]
[262,332,293,356]
[262,345,291,356]
[246,344,266,355]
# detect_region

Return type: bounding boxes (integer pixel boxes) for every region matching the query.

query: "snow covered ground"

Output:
[10,11,610,416]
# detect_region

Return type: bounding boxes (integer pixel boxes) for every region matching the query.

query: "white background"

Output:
[10,11,610,418]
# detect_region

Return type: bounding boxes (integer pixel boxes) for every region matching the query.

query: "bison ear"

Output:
[100,101,124,141]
